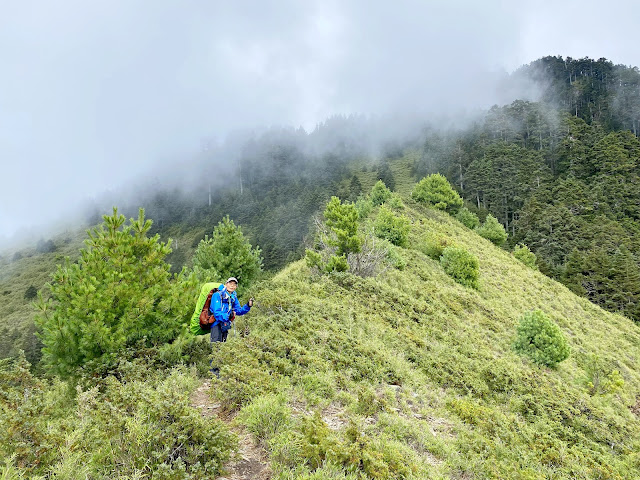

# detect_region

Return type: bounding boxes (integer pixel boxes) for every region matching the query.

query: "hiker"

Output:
[206,277,253,378]
[209,277,254,344]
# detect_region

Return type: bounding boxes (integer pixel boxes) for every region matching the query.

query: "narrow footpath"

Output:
[191,380,271,480]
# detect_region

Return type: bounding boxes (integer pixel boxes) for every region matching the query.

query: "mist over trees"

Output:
[412,56,640,321]
[3,53,640,479]
[70,56,640,322]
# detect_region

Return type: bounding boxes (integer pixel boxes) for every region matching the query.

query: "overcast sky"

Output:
[1,0,639,243]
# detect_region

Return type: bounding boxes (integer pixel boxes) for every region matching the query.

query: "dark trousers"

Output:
[210,324,227,376]
[210,324,228,343]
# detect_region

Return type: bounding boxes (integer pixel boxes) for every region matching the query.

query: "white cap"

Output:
[226,277,238,284]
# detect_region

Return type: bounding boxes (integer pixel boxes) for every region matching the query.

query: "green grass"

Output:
[0,232,85,364]
[3,162,640,478]
[214,200,640,479]
[0,223,206,365]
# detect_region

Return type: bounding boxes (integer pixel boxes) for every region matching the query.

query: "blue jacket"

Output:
[209,284,251,326]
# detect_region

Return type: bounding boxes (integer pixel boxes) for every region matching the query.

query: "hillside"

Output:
[206,200,640,478]
[0,231,84,364]
[1,53,640,478]
[2,185,640,479]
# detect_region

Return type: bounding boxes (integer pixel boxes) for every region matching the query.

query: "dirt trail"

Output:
[191,380,271,480]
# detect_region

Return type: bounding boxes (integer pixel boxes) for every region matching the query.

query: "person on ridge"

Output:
[209,276,253,344]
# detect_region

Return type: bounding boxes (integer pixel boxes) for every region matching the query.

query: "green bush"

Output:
[23,285,37,300]
[157,334,212,373]
[0,354,68,475]
[332,421,416,479]
[455,207,480,229]
[513,310,570,367]
[476,214,508,246]
[237,394,292,445]
[87,370,236,478]
[374,206,410,247]
[386,246,407,270]
[0,355,234,479]
[411,174,463,213]
[513,243,538,269]
[211,341,279,411]
[583,354,625,396]
[440,246,479,289]
[370,180,392,206]
[387,193,404,210]
[35,208,193,378]
[193,215,263,287]
[354,196,373,219]
[420,236,452,260]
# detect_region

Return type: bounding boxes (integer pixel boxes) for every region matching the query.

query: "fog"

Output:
[1,0,639,245]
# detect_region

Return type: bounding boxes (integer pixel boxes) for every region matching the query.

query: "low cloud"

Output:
[1,1,639,244]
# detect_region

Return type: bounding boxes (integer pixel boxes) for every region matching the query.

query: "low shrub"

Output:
[455,207,480,229]
[411,174,463,213]
[300,371,336,405]
[583,354,625,396]
[386,246,407,270]
[157,333,211,373]
[420,236,452,260]
[374,206,410,247]
[23,285,37,300]
[0,354,68,475]
[211,340,280,411]
[513,310,570,367]
[513,243,538,269]
[237,394,292,445]
[440,246,479,289]
[370,180,392,206]
[0,355,235,479]
[334,421,416,479]
[476,214,507,246]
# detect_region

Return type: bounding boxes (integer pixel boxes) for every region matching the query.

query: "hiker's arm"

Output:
[210,292,229,322]
[233,296,251,316]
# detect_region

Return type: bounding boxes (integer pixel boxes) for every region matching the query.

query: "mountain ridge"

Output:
[206,200,640,478]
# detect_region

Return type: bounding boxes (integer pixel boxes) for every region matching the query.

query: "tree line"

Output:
[110,56,640,321]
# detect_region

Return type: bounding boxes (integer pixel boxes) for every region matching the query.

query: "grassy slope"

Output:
[0,223,202,363]
[213,200,640,479]
[3,153,640,477]
[0,232,85,362]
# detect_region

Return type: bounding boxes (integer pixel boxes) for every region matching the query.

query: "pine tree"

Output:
[456,207,480,229]
[370,180,392,206]
[610,246,640,318]
[376,163,396,191]
[193,215,263,287]
[306,196,362,273]
[35,208,188,377]
[346,175,363,203]
[562,248,586,296]
[411,174,463,213]
[323,196,362,257]
[476,214,508,246]
[513,244,538,269]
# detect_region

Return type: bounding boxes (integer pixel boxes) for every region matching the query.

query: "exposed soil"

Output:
[191,380,271,480]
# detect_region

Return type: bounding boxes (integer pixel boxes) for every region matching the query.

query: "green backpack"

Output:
[190,282,219,335]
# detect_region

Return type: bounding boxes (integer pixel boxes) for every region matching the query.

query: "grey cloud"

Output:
[1,1,639,244]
